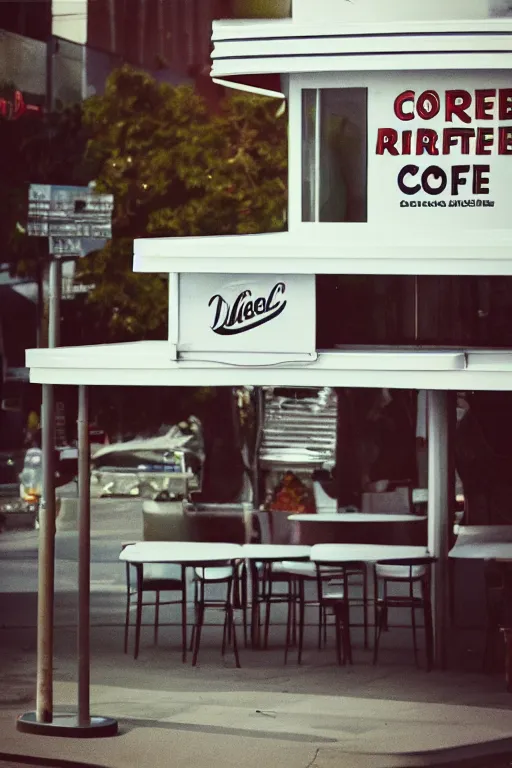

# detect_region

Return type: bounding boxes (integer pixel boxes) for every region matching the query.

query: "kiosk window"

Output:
[317,275,512,348]
[302,88,368,223]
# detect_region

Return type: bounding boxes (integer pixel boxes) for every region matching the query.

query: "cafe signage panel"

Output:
[178,273,316,357]
[369,72,512,227]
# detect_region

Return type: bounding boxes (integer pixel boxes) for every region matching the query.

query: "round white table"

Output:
[288,514,426,523]
[311,543,430,563]
[449,542,512,560]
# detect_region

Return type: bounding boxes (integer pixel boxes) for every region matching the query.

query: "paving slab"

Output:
[2,681,512,768]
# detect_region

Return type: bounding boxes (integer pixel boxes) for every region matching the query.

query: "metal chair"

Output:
[288,562,355,666]
[190,560,242,668]
[373,557,436,671]
[121,543,188,662]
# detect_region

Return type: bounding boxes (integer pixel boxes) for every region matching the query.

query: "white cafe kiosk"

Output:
[20,0,512,737]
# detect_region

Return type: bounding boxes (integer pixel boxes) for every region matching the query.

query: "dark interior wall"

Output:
[0,0,52,41]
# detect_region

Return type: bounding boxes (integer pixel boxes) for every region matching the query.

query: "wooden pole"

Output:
[36,383,55,722]
[77,385,91,725]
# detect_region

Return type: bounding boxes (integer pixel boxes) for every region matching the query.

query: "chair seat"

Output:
[272,561,317,578]
[194,566,234,582]
[142,577,183,591]
[375,565,426,580]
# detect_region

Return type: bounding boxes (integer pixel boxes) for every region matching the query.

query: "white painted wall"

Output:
[52,0,87,44]
[292,0,494,23]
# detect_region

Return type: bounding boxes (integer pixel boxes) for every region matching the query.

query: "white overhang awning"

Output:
[211,18,512,78]
[133,231,512,277]
[24,342,512,391]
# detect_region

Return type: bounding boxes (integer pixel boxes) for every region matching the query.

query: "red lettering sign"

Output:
[0,90,42,121]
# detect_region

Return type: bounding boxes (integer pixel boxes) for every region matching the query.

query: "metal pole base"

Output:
[16,712,118,738]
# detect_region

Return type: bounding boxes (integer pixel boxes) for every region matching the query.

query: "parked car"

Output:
[0,450,38,529]
[90,418,204,500]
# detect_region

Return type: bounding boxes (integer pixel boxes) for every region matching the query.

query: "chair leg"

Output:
[241,565,248,649]
[284,594,293,665]
[344,611,353,666]
[189,578,199,653]
[334,610,343,666]
[424,600,434,672]
[297,581,305,665]
[291,580,297,647]
[134,566,143,660]
[181,569,187,664]
[250,563,260,649]
[124,586,131,655]
[323,606,328,648]
[222,608,229,656]
[154,590,160,645]
[411,602,419,668]
[263,578,272,650]
[373,602,385,666]
[318,602,323,650]
[362,568,369,650]
[228,604,241,669]
[192,603,205,667]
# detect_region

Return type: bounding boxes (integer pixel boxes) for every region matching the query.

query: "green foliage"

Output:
[0,67,288,341]
[77,65,287,338]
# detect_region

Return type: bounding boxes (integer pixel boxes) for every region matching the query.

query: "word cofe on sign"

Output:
[376,87,512,200]
[177,274,315,359]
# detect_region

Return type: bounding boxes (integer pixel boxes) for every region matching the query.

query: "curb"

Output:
[0,754,107,768]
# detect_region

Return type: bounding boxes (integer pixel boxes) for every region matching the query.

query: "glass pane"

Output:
[317,275,512,348]
[319,89,368,223]
[316,275,416,348]
[302,89,317,222]
[417,276,512,347]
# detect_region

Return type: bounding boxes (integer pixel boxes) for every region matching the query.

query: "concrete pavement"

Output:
[2,621,512,768]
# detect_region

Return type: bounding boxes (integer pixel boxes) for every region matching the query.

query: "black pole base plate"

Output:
[17,712,118,738]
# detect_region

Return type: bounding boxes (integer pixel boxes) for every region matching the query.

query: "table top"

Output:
[288,513,426,523]
[119,541,243,564]
[241,544,311,561]
[449,542,512,560]
[310,544,430,564]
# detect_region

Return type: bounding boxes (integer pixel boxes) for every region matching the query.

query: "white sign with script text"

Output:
[177,273,316,358]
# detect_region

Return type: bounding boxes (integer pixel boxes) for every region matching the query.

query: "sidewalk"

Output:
[1,622,512,768]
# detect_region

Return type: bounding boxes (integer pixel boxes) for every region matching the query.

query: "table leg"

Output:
[250,561,260,649]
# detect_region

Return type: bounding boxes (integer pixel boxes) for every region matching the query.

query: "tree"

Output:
[0,92,91,280]
[77,65,288,339]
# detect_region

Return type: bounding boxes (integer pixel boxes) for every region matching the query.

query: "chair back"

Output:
[316,561,363,601]
[375,556,436,583]
[361,486,412,516]
[142,500,192,542]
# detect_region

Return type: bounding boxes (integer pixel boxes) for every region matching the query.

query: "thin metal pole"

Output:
[78,385,91,725]
[48,259,61,349]
[427,390,449,669]
[36,383,55,722]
